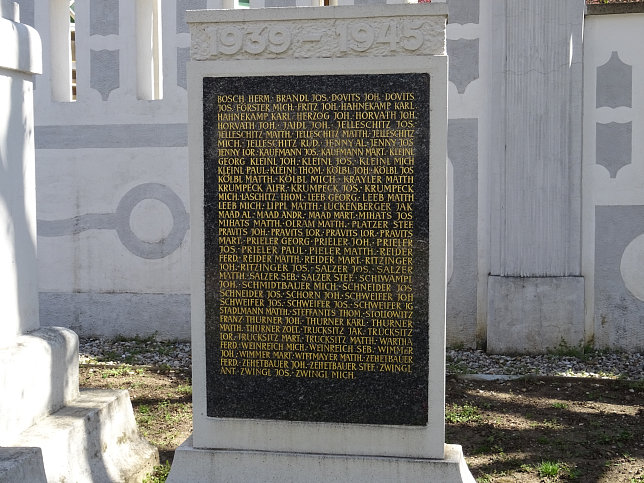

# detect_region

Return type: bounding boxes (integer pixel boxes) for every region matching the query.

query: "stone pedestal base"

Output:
[1,328,158,482]
[0,328,79,444]
[9,389,158,483]
[487,276,585,353]
[168,437,474,483]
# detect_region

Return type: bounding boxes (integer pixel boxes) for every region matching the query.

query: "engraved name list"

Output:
[203,73,430,425]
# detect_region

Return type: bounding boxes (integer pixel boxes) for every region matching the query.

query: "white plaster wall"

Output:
[583,13,644,350]
[444,0,482,348]
[32,0,188,125]
[37,147,189,293]
[32,0,192,338]
[584,14,644,206]
[27,0,644,350]
[31,0,482,343]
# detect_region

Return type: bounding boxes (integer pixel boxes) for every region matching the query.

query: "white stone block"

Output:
[0,0,19,22]
[0,328,79,445]
[0,14,41,75]
[168,438,474,483]
[487,276,585,354]
[487,0,584,278]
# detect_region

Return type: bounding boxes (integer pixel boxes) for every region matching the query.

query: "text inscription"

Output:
[204,74,430,425]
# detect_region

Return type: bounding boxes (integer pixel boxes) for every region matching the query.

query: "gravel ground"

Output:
[587,0,644,3]
[79,337,191,371]
[79,337,643,380]
[447,349,644,380]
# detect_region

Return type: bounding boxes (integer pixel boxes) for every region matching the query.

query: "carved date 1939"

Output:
[194,19,430,59]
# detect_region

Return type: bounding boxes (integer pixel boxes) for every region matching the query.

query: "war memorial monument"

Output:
[168,3,474,481]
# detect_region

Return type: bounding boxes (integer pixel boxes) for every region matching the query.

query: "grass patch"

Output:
[446,361,471,374]
[100,366,134,378]
[142,460,171,483]
[176,384,192,395]
[598,429,634,445]
[112,334,157,344]
[473,435,504,456]
[551,402,568,409]
[100,350,121,363]
[135,399,192,438]
[445,403,481,424]
[135,404,153,425]
[79,348,644,483]
[156,363,173,374]
[627,380,644,391]
[536,460,572,478]
[537,435,551,445]
[548,339,596,360]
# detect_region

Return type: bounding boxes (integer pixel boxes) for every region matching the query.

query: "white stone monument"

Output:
[0,2,157,481]
[169,4,473,482]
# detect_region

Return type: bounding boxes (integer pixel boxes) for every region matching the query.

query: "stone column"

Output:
[485,0,586,353]
[0,0,40,348]
[0,1,78,446]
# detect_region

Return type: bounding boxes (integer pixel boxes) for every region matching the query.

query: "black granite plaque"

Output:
[203,73,430,425]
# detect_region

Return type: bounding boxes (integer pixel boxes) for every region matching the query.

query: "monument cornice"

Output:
[188,5,446,61]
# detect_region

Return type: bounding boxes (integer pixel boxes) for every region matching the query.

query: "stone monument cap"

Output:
[0,3,42,75]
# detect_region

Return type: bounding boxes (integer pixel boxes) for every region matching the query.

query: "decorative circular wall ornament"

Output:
[620,233,644,301]
[115,183,189,259]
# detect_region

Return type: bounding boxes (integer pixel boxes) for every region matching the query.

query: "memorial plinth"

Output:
[170,4,473,481]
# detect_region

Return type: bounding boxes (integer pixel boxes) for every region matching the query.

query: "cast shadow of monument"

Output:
[446,378,643,482]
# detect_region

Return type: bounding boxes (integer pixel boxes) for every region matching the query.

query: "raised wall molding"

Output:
[90,49,120,101]
[90,0,119,36]
[447,38,478,93]
[596,121,632,178]
[596,51,632,109]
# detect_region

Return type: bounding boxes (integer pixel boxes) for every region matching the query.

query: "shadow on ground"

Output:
[446,377,644,482]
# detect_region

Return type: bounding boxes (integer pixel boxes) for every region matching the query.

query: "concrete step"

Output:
[0,327,79,445]
[12,389,158,483]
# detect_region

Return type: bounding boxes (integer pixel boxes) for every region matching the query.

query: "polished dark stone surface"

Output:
[203,73,430,425]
